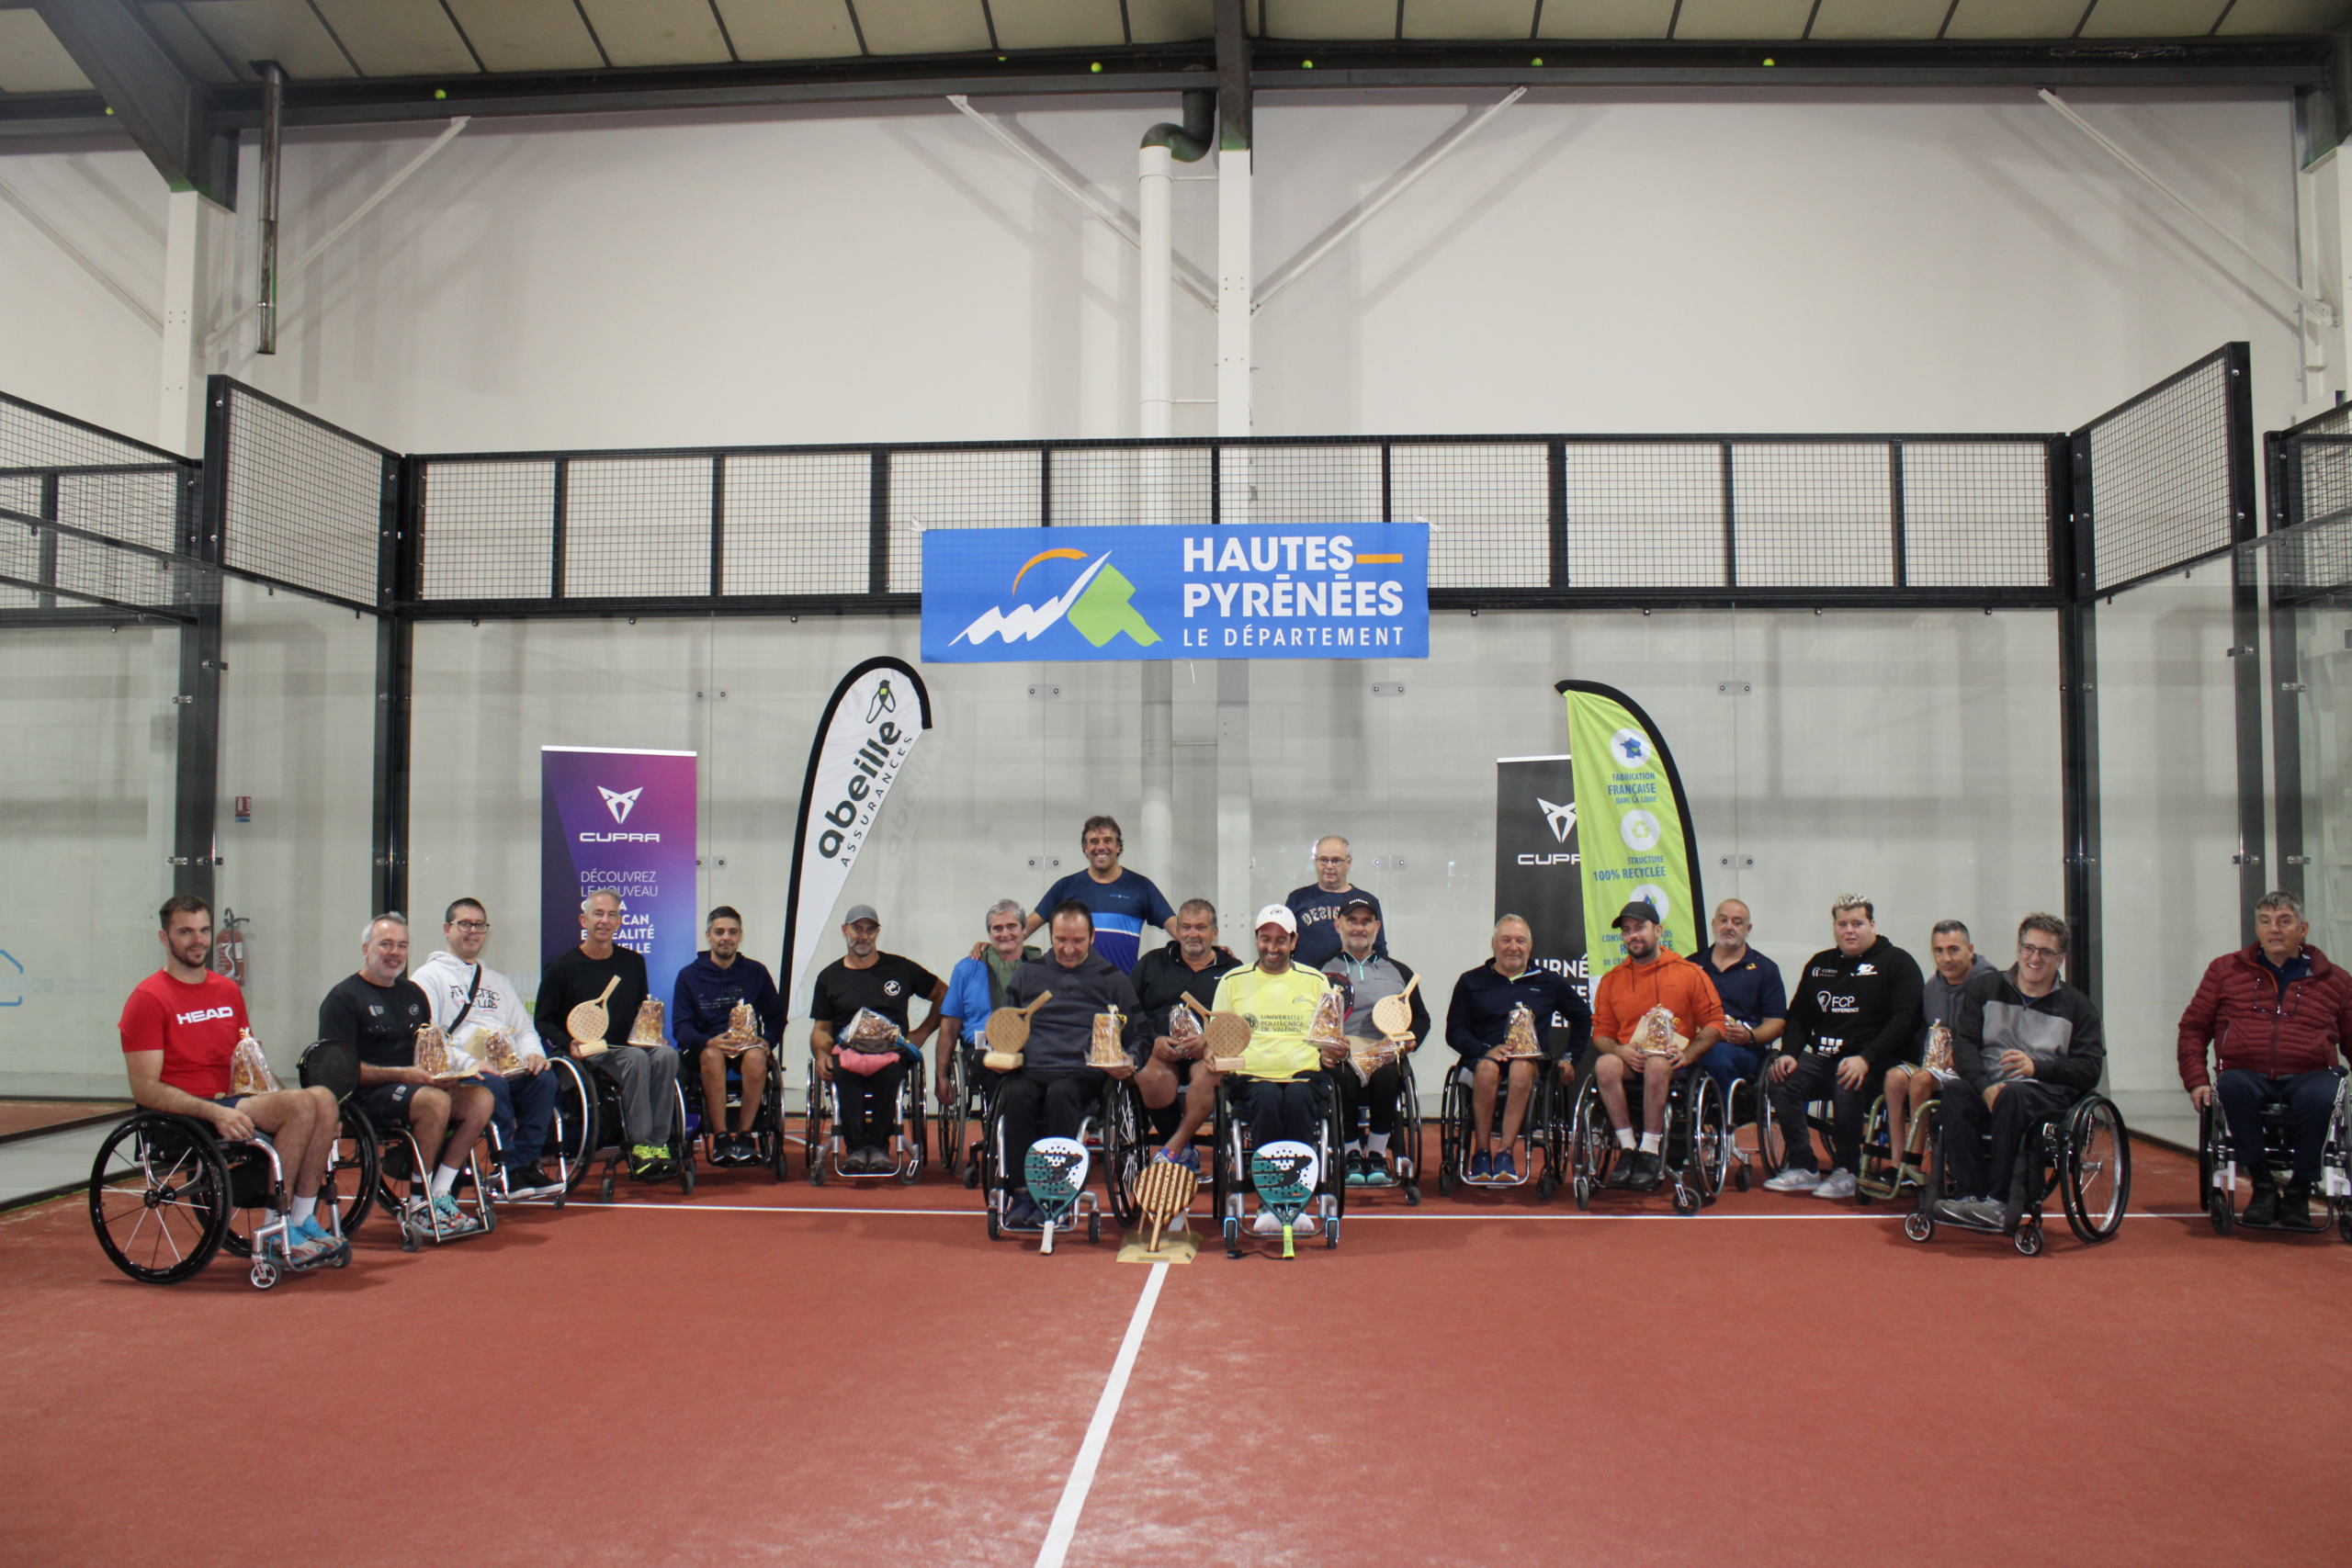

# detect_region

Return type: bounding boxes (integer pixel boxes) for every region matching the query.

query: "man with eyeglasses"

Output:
[2177,890,2352,1229]
[415,897,562,1197]
[1286,835,1385,971]
[1934,913,2105,1232]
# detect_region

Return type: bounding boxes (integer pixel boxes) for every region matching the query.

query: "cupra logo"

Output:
[1537,796,1575,844]
[953,549,1159,650]
[599,785,643,825]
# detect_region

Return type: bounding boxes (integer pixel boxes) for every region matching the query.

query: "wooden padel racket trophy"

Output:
[1355,974,1422,1075]
[1197,1000,1252,1074]
[1023,1135,1091,1255]
[1250,1141,1318,1258]
[568,976,620,1056]
[1133,1160,1197,1252]
[979,992,1051,1072]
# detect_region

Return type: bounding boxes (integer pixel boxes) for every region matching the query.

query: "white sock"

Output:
[288,1195,317,1227]
[1639,1133,1662,1154]
[1614,1128,1636,1150]
[1365,1133,1389,1156]
[431,1164,461,1198]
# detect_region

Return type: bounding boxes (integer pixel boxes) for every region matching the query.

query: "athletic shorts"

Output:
[355,1081,420,1127]
[209,1093,251,1111]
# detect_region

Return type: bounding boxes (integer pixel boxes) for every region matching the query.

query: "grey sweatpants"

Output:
[594,1044,679,1145]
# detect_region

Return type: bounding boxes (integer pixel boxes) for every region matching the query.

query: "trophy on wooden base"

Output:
[710,1003,764,1056]
[568,977,620,1055]
[229,1028,280,1097]
[1495,1002,1544,1060]
[413,1024,478,1082]
[1923,1023,1954,1077]
[836,1007,905,1076]
[1133,1159,1197,1252]
[481,1030,526,1077]
[1166,998,1204,1058]
[1200,1007,1252,1075]
[1633,1004,1688,1061]
[980,992,1051,1072]
[627,998,666,1047]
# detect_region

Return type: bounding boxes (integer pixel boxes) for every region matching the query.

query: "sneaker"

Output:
[1604,1148,1638,1188]
[1625,1151,1664,1192]
[1470,1150,1492,1180]
[733,1134,760,1166]
[1932,1197,1979,1226]
[1959,1198,2008,1229]
[1492,1149,1519,1182]
[2245,1181,2281,1226]
[1153,1146,1201,1175]
[1343,1151,1365,1186]
[1292,1213,1319,1235]
[277,1220,330,1265]
[506,1163,560,1198]
[1250,1210,1283,1235]
[1003,1195,1044,1230]
[1361,1151,1392,1186]
[2280,1184,2315,1230]
[631,1147,673,1180]
[1812,1168,1859,1201]
[1763,1167,1823,1192]
[430,1193,483,1235]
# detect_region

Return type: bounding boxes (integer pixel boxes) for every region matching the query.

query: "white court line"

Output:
[1036,1261,1167,1568]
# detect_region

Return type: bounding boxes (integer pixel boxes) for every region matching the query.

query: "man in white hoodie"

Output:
[415,897,564,1199]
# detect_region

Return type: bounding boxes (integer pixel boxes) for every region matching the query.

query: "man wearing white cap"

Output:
[1211,904,1350,1235]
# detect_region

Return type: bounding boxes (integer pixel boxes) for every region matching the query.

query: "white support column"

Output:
[1140,142,1174,439]
[1139,660,1174,890]
[1216,659,1251,937]
[2306,147,2351,419]
[157,189,209,456]
[1217,145,1252,470]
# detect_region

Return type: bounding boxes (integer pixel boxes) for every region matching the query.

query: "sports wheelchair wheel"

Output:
[1567,1076,1613,1205]
[1100,1077,1146,1228]
[88,1113,233,1285]
[547,1055,598,1197]
[1435,1068,1464,1196]
[1688,1071,1729,1205]
[1532,1070,1563,1201]
[1396,1055,1425,1203]
[804,1072,830,1187]
[327,1104,382,1235]
[1753,1071,1791,1177]
[898,1068,927,1187]
[2059,1094,2130,1246]
[1725,1077,1757,1190]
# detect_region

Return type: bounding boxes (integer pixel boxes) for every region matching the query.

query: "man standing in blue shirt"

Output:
[1022,815,1178,974]
[1285,835,1386,970]
[1697,898,1786,1102]
[936,897,1039,1105]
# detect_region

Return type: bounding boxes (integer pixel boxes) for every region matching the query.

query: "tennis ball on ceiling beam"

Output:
[434,87,447,98]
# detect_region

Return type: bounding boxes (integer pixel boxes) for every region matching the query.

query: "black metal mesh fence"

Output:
[2086,351,2235,592]
[0,391,200,616]
[220,384,386,608]
[404,433,2062,607]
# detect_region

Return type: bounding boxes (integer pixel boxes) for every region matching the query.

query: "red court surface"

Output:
[4,1134,2347,1567]
[0,1100,129,1140]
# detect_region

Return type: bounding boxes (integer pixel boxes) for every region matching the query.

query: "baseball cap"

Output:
[1253,903,1298,934]
[1611,900,1661,930]
[1337,896,1378,917]
[842,904,880,927]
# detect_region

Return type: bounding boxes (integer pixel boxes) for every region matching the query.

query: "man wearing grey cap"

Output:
[808,904,945,1175]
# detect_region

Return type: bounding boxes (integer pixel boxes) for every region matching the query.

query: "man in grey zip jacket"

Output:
[1938,912,2105,1228]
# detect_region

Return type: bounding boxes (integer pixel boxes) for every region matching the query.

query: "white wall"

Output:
[0,89,2313,456]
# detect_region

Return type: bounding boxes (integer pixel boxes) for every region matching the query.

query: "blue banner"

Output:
[920,524,1429,663]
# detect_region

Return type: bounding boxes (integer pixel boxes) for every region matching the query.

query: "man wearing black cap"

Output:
[1761,894,1925,1200]
[808,903,945,1174]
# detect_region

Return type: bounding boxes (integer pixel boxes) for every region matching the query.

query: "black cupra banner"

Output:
[1493,755,1588,1039]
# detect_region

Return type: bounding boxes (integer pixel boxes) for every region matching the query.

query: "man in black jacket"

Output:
[1937,913,2105,1231]
[1131,897,1241,1168]
[1761,894,1925,1200]
[998,903,1142,1229]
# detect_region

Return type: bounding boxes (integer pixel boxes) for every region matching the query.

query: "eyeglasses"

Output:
[453,920,491,933]
[2018,943,2063,962]
[1315,855,1350,865]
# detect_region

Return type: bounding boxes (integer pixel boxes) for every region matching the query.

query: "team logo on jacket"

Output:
[883,978,902,997]
[1854,964,1876,976]
[175,1006,237,1025]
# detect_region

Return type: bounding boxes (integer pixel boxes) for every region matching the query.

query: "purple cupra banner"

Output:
[540,747,699,1038]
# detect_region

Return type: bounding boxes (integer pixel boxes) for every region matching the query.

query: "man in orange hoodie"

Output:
[1587,901,1725,1191]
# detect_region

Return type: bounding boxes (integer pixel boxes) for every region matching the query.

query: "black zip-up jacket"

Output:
[1951,966,2104,1099]
[1444,960,1592,1064]
[1129,942,1243,1040]
[1770,935,1925,1069]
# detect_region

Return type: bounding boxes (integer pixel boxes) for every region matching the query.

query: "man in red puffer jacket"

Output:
[2177,891,2352,1228]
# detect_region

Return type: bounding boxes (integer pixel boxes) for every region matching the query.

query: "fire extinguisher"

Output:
[214,908,251,987]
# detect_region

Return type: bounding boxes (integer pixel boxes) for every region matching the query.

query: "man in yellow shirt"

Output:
[1213,905,1349,1235]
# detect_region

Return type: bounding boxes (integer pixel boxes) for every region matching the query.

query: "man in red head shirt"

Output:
[119,895,346,1265]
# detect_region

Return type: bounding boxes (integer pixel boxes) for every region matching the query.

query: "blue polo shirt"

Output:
[1702,947,1788,1029]
[1035,869,1176,974]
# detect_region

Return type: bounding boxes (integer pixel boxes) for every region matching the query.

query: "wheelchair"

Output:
[560,1051,695,1203]
[1857,1081,1941,1202]
[87,1111,353,1290]
[1902,1090,2131,1256]
[1436,1055,1566,1198]
[2197,1073,2352,1239]
[1209,1071,1345,1256]
[978,1071,1147,1244]
[680,1042,787,1182]
[1565,1060,1731,1214]
[474,1055,590,1211]
[1333,1050,1424,1204]
[356,1089,500,1252]
[937,1042,990,1188]
[806,1053,927,1186]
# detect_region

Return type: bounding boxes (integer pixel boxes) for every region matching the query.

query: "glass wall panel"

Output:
[2289,596,2351,976]
[213,581,380,1072]
[0,624,177,1097]
[2096,571,2244,1142]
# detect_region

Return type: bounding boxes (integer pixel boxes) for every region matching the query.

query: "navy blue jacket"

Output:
[672,953,786,1054]
[1444,960,1592,1064]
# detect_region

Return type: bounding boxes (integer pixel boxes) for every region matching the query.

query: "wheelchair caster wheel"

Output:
[1735,1166,1751,1192]
[1672,1186,1698,1216]
[2208,1195,2233,1235]
[1087,1213,1102,1246]
[551,1192,566,1212]
[2336,1201,2352,1243]
[1902,1213,1933,1243]
[400,1226,419,1254]
[1854,1190,1874,1207]
[986,1204,1001,1241]
[250,1260,279,1289]
[331,1247,349,1268]
[682,1164,695,1196]
[1403,1182,1421,1206]
[962,1163,979,1190]
[599,1176,616,1204]
[1438,1168,1455,1196]
[1536,1173,1557,1201]
[1224,1218,1241,1259]
[1573,1177,1592,1211]
[2015,1224,2044,1257]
